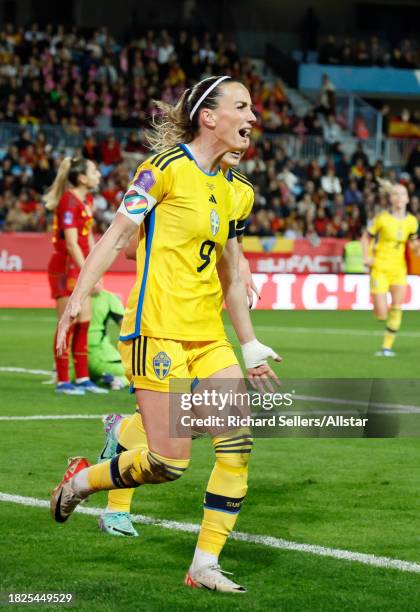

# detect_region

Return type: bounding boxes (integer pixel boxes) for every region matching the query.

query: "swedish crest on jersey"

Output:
[210,209,220,236]
[153,351,171,379]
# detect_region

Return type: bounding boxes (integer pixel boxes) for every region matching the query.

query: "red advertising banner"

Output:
[0,233,135,273]
[1,233,419,275]
[1,271,419,310]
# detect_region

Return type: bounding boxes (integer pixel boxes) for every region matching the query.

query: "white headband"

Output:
[189,76,231,121]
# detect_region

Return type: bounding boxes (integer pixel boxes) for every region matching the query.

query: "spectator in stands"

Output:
[82,134,101,163]
[317,74,336,116]
[319,35,340,65]
[323,114,341,146]
[312,34,420,68]
[369,36,385,66]
[100,134,122,175]
[344,179,363,207]
[406,143,420,176]
[321,164,342,196]
[351,141,369,168]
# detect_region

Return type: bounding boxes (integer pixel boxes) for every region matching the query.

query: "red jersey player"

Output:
[45,156,108,395]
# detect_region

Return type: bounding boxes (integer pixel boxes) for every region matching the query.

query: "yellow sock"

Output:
[382,306,402,350]
[197,431,253,557]
[107,413,148,512]
[88,459,115,490]
[119,413,148,451]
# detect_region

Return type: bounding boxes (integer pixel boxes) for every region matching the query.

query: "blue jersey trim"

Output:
[203,504,240,515]
[191,377,200,391]
[226,168,233,182]
[120,208,156,341]
[135,208,156,335]
[180,143,219,177]
[119,331,137,341]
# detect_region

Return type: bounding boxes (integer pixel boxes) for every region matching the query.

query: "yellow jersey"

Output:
[368,210,418,273]
[119,144,237,341]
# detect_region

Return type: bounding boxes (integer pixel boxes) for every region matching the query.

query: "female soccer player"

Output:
[361,180,419,356]
[51,76,281,593]
[46,156,107,394]
[97,151,258,537]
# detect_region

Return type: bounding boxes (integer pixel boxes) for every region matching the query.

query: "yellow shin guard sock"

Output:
[382,306,402,350]
[107,413,148,512]
[196,432,253,558]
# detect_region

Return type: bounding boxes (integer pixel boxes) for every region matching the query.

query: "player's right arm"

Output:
[360,230,373,268]
[64,227,86,269]
[361,215,380,269]
[59,193,86,268]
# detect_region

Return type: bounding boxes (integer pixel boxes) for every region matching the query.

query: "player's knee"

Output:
[214,434,254,470]
[143,450,190,484]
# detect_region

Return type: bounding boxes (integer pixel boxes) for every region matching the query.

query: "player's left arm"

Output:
[237,237,260,308]
[217,233,281,391]
[236,189,259,307]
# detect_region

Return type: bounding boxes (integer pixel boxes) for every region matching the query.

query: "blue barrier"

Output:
[299,65,420,96]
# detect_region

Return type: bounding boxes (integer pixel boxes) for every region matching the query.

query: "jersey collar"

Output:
[180,143,219,177]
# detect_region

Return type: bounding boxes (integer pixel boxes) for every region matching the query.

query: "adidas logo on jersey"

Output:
[209,194,217,204]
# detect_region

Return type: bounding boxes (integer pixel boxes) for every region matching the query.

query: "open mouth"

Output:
[238,128,251,139]
[229,151,241,159]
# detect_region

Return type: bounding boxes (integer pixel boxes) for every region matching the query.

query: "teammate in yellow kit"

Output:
[97,151,259,538]
[52,76,281,593]
[361,181,419,356]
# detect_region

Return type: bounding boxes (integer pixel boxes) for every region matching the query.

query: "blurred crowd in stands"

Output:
[0,23,295,134]
[1,124,419,240]
[316,35,420,69]
[0,23,419,239]
[242,140,420,238]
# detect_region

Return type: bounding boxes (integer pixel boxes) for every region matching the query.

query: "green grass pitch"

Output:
[1,308,420,611]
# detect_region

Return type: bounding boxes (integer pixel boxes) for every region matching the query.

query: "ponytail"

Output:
[44,157,71,211]
[376,177,393,196]
[44,156,89,210]
[146,89,194,153]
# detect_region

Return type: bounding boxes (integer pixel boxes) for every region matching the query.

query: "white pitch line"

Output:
[1,492,420,575]
[251,326,420,339]
[0,366,52,375]
[2,315,420,338]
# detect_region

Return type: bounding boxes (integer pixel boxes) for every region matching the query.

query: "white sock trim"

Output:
[72,468,92,496]
[191,547,218,572]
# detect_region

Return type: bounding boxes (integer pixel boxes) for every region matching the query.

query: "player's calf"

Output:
[108,449,190,487]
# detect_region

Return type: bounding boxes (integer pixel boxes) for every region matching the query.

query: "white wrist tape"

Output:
[241,339,278,369]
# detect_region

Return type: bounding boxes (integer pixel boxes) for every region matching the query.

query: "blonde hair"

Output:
[376,177,393,196]
[44,156,88,210]
[146,76,240,153]
[146,90,193,153]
